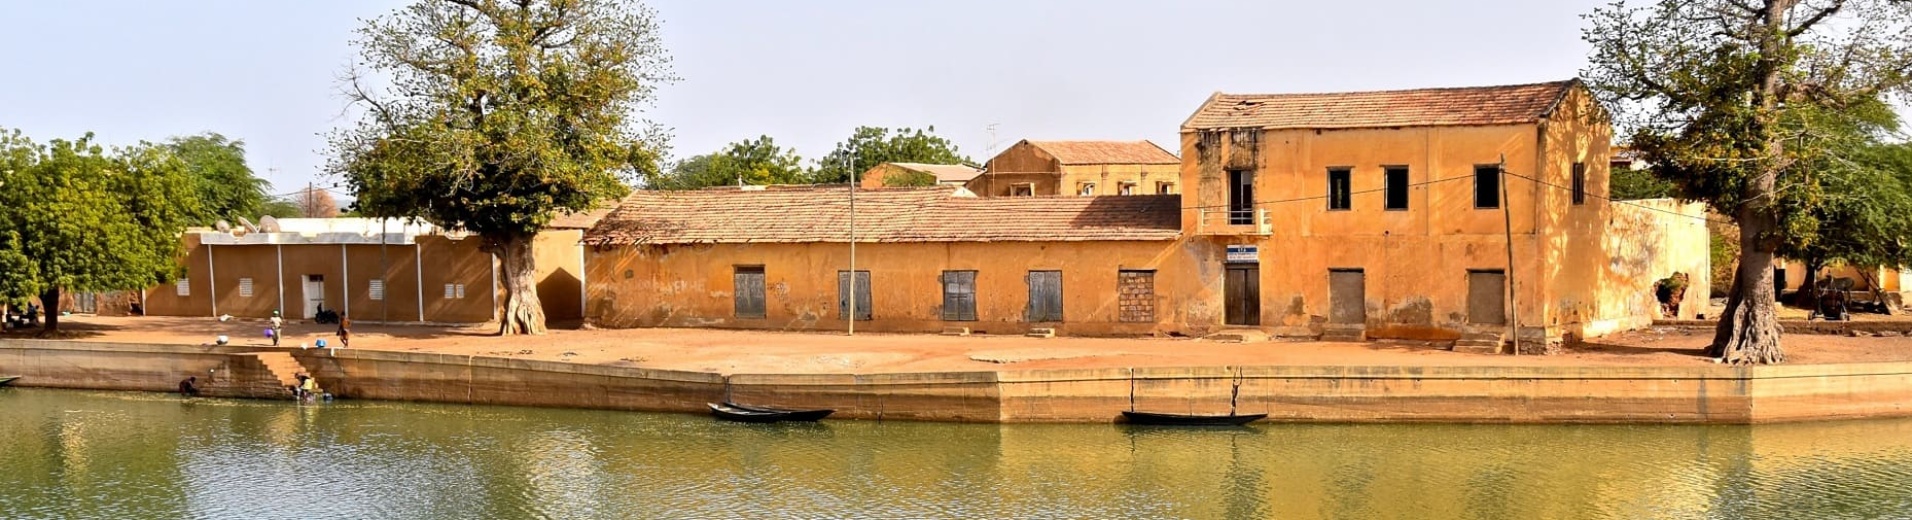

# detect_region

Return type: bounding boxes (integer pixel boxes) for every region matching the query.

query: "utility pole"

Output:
[1498,155,1519,356]
[847,144,858,336]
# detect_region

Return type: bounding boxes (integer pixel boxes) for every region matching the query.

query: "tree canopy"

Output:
[0,129,199,332]
[652,135,807,189]
[1583,0,1912,364]
[810,126,971,184]
[330,0,673,335]
[168,133,271,224]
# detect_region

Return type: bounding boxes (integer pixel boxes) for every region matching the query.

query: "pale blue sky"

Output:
[0,0,1602,193]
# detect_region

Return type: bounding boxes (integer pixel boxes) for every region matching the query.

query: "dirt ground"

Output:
[8,315,1912,374]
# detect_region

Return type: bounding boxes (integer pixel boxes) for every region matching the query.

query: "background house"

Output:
[857,162,984,189]
[967,140,1181,197]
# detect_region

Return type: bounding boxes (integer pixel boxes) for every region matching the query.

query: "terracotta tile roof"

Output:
[1024,140,1180,165]
[888,162,984,183]
[1182,80,1579,131]
[583,186,1181,245]
[549,205,615,230]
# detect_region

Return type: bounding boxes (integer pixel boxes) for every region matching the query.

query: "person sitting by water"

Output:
[179,376,199,397]
[298,375,320,402]
[292,374,309,399]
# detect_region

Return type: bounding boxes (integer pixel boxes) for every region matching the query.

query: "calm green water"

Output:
[3,388,1912,520]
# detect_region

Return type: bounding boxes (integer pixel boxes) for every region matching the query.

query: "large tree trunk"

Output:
[39,287,59,334]
[494,234,546,335]
[1709,210,1785,364]
[1708,0,1791,365]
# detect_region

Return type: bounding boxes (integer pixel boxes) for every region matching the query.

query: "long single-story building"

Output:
[128,217,593,324]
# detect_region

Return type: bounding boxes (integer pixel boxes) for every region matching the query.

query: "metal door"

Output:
[941,271,977,321]
[303,275,326,319]
[1467,270,1507,325]
[1329,270,1365,324]
[1225,265,1260,326]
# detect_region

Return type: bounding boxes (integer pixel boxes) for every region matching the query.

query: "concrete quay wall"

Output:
[5,340,1912,424]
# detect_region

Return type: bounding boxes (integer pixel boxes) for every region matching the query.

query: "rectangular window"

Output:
[444,283,467,299]
[1228,169,1255,225]
[1156,182,1176,195]
[734,266,766,319]
[1327,168,1352,210]
[941,270,978,321]
[837,270,871,321]
[176,279,191,297]
[455,284,465,299]
[1078,182,1096,196]
[1026,270,1063,322]
[1011,183,1034,196]
[1118,270,1157,323]
[238,278,254,298]
[1571,162,1587,205]
[368,279,385,301]
[1475,165,1501,209]
[1384,166,1409,210]
[1118,182,1136,196]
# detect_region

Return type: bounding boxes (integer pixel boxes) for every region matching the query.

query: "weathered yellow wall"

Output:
[1775,259,1896,294]
[968,141,1178,197]
[533,230,586,321]
[1173,86,1695,342]
[585,240,1226,336]
[1181,121,1550,339]
[1058,163,1181,196]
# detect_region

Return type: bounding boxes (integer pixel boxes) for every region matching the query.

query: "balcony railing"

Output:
[1196,208,1271,236]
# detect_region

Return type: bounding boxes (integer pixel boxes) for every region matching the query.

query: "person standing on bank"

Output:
[269,310,284,347]
[336,314,351,348]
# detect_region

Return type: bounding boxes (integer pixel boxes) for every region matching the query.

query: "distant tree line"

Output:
[651,126,973,190]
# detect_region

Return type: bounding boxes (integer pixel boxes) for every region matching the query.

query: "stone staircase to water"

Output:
[210,352,309,399]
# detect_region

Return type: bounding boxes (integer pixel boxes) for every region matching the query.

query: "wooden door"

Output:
[837,270,871,321]
[1225,265,1260,326]
[1026,271,1063,322]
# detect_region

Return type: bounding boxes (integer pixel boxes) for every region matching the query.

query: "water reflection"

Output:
[1,388,1910,519]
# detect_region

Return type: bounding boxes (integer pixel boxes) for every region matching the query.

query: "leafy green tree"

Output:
[1782,124,1912,308]
[260,198,304,219]
[652,135,807,189]
[168,133,270,223]
[1609,167,1674,200]
[810,126,971,184]
[1584,0,1912,364]
[330,0,672,335]
[0,130,199,332]
[882,168,939,187]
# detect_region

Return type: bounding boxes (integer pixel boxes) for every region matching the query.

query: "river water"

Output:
[3,388,1911,519]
